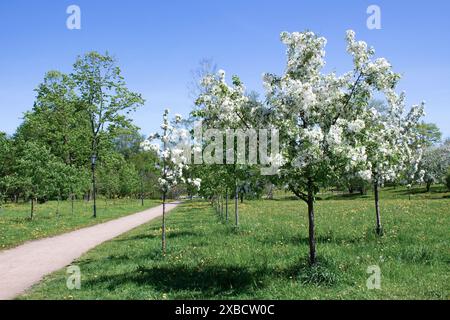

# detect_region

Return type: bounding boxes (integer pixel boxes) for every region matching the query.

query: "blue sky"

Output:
[0,0,449,138]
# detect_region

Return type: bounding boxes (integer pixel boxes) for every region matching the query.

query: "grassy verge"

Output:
[0,198,160,249]
[20,187,449,300]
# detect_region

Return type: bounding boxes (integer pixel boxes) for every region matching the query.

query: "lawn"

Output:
[0,198,160,249]
[20,187,449,300]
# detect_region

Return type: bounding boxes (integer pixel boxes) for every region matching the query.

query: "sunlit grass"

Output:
[0,198,160,249]
[20,186,449,300]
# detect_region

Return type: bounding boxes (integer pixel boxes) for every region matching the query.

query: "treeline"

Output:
[0,53,162,211]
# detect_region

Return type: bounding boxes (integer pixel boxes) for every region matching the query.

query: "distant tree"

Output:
[417,122,442,147]
[130,149,161,203]
[46,160,79,215]
[97,153,123,200]
[113,128,144,160]
[67,167,90,214]
[119,162,140,198]
[1,135,21,203]
[0,132,10,206]
[13,142,69,219]
[338,174,370,195]
[420,139,450,191]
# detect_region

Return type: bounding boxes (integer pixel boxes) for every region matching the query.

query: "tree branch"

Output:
[332,72,364,125]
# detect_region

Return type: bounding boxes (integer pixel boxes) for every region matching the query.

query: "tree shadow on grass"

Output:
[84,264,260,297]
[392,185,448,195]
[319,193,371,201]
[269,196,300,201]
[84,256,343,298]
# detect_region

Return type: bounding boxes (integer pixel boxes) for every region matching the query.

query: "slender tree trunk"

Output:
[220,194,224,218]
[307,181,316,265]
[218,195,221,217]
[225,188,229,222]
[56,195,60,216]
[235,184,239,227]
[141,177,144,206]
[30,198,34,220]
[217,196,220,214]
[267,184,274,200]
[71,194,74,214]
[162,192,166,255]
[240,193,244,203]
[92,162,97,218]
[374,182,382,235]
[360,184,367,195]
[426,181,431,193]
[216,195,219,214]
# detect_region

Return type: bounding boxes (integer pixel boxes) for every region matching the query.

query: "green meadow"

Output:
[19,186,449,300]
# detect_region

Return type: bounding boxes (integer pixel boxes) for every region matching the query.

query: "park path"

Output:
[0,202,180,300]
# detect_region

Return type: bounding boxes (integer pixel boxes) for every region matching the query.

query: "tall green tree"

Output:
[15,71,91,167]
[71,52,145,157]
[71,52,145,216]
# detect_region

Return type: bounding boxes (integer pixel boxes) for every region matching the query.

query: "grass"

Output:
[0,198,160,249]
[20,186,450,300]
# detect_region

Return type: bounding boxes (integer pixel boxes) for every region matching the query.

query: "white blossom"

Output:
[358,170,372,181]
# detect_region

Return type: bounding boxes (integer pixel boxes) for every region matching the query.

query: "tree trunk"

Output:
[217,196,220,214]
[225,188,229,222]
[360,185,367,195]
[426,181,431,193]
[220,194,223,218]
[267,184,274,200]
[240,193,244,203]
[162,192,166,255]
[307,181,316,265]
[374,182,382,235]
[235,185,239,227]
[141,177,144,206]
[71,194,74,214]
[30,198,34,220]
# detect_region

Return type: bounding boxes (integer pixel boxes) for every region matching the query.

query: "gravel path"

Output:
[0,202,179,300]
